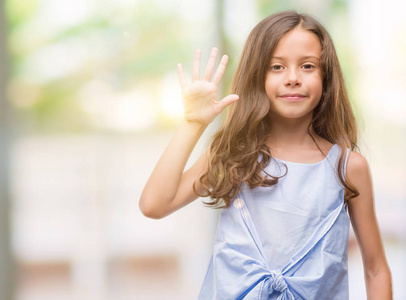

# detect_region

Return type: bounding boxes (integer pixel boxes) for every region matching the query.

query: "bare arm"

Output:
[346,151,392,299]
[139,48,239,219]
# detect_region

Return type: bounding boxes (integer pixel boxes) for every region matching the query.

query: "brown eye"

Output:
[271,65,283,71]
[302,64,315,70]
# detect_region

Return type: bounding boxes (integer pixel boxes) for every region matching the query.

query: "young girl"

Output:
[139,11,392,299]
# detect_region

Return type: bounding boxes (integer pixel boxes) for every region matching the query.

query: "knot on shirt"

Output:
[269,269,287,292]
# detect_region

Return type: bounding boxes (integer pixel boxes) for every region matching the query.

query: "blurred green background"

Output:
[0,0,405,299]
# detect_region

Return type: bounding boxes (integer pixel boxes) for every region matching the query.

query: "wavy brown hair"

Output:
[194,11,359,208]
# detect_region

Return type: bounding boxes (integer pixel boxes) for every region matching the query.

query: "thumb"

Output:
[218,94,239,110]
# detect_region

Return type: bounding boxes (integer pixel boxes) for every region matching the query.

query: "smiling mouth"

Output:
[279,94,306,101]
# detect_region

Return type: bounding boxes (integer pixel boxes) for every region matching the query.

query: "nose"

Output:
[284,68,302,87]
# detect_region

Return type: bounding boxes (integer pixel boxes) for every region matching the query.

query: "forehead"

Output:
[272,28,322,59]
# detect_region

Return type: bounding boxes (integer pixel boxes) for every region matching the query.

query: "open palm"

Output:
[177,48,239,126]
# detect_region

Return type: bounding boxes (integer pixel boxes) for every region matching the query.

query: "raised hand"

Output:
[177,47,239,126]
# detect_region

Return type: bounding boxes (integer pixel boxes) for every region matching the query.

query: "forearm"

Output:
[140,48,237,218]
[365,266,393,300]
[139,120,207,217]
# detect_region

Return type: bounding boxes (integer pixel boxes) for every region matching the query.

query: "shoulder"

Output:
[346,151,370,178]
[345,151,373,199]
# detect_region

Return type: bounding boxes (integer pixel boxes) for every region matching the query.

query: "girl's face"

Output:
[264,27,323,121]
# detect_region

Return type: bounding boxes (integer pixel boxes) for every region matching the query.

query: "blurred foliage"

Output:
[5,0,189,133]
[5,0,38,30]
[258,0,294,17]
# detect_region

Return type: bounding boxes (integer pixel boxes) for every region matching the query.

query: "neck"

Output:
[266,113,319,150]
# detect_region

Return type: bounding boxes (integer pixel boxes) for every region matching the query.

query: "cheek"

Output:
[265,76,279,95]
[309,76,323,94]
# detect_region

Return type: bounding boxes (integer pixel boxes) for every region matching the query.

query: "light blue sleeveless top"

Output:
[198,144,351,300]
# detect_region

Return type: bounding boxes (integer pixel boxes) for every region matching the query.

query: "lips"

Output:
[281,93,306,97]
[280,93,306,101]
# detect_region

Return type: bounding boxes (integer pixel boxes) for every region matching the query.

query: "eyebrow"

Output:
[271,55,320,61]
